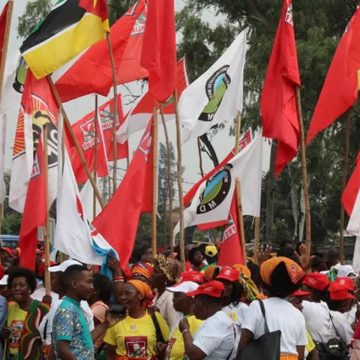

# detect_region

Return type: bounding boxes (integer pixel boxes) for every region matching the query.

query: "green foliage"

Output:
[17,0,51,38]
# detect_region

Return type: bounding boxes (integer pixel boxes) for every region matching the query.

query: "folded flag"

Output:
[20,0,109,79]
[179,30,247,142]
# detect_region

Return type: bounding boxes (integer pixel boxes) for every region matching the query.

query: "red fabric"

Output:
[341,152,360,216]
[186,280,225,298]
[261,0,300,176]
[19,142,47,270]
[334,277,355,292]
[69,95,128,184]
[302,272,330,291]
[92,120,153,267]
[79,0,108,24]
[307,8,360,144]
[140,0,176,102]
[0,2,9,62]
[217,266,240,282]
[178,270,205,284]
[328,282,354,301]
[55,0,146,102]
[217,196,245,266]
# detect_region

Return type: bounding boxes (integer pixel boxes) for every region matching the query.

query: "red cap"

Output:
[302,273,330,291]
[334,277,355,292]
[186,280,225,298]
[179,270,205,284]
[329,282,354,301]
[292,289,311,297]
[217,266,240,282]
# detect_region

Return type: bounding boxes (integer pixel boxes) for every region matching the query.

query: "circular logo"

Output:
[196,164,233,214]
[199,65,231,122]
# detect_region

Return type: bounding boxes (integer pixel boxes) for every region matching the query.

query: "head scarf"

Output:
[232,264,251,278]
[260,256,304,287]
[127,279,154,306]
[131,262,154,279]
[154,254,181,283]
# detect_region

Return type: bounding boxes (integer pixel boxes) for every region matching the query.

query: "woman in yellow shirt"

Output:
[104,279,169,360]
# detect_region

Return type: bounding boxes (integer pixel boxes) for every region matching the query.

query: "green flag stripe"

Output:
[20,0,85,53]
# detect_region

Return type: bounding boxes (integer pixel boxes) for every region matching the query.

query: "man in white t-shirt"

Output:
[179,280,235,360]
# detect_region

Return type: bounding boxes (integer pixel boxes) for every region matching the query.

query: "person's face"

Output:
[191,251,204,267]
[141,249,154,264]
[218,279,233,297]
[193,296,208,320]
[74,270,94,301]
[173,292,192,313]
[0,285,10,299]
[149,264,167,290]
[10,276,31,304]
[51,272,64,295]
[118,283,142,309]
[288,296,303,311]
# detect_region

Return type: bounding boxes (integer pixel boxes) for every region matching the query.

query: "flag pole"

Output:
[234,112,247,263]
[93,95,99,219]
[339,112,351,263]
[43,125,51,296]
[174,92,186,270]
[47,76,105,209]
[254,217,260,264]
[106,33,119,195]
[159,105,174,254]
[296,87,312,256]
[151,108,159,255]
[0,0,14,234]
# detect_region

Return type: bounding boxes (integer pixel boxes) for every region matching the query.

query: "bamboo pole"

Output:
[93,95,99,219]
[106,33,119,195]
[234,112,247,262]
[296,87,312,257]
[0,1,14,236]
[159,106,174,254]
[174,92,186,270]
[43,125,51,296]
[254,217,260,264]
[151,108,159,255]
[339,113,351,263]
[47,76,105,209]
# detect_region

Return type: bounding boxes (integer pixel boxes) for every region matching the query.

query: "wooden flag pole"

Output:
[151,108,159,255]
[106,33,119,195]
[93,95,99,219]
[339,113,351,263]
[254,217,260,264]
[0,0,14,235]
[43,125,51,296]
[47,76,105,209]
[174,92,186,270]
[159,106,174,254]
[296,87,312,257]
[234,112,247,262]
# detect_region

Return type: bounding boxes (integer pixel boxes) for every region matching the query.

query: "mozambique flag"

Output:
[20,0,109,79]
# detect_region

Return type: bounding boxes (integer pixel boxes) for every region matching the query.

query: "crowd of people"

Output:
[0,242,358,359]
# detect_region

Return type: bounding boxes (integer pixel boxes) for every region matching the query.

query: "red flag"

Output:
[92,120,153,266]
[307,9,360,144]
[218,196,244,266]
[0,2,9,62]
[140,0,176,102]
[19,142,47,270]
[55,0,146,102]
[261,0,300,176]
[342,153,360,216]
[69,95,127,184]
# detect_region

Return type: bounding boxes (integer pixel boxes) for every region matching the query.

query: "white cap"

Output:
[338,265,357,278]
[0,275,8,286]
[49,259,82,273]
[166,281,199,294]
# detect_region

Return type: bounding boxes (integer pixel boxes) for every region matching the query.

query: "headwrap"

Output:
[204,265,219,281]
[260,256,304,287]
[154,254,181,283]
[127,279,154,306]
[232,264,251,278]
[131,262,154,279]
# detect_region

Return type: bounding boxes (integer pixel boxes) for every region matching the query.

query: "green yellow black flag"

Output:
[20,0,109,79]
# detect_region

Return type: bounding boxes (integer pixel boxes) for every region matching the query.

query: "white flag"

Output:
[80,180,101,223]
[54,148,115,265]
[179,30,247,142]
[174,134,263,238]
[347,190,360,237]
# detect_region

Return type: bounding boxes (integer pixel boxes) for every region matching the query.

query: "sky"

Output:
[0,0,269,197]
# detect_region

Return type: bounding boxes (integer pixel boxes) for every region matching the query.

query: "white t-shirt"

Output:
[330,310,354,346]
[242,298,307,355]
[156,290,182,331]
[39,298,94,345]
[222,302,248,329]
[302,300,336,343]
[193,310,235,360]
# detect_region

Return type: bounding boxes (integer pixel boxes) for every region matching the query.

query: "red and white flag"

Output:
[93,120,154,266]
